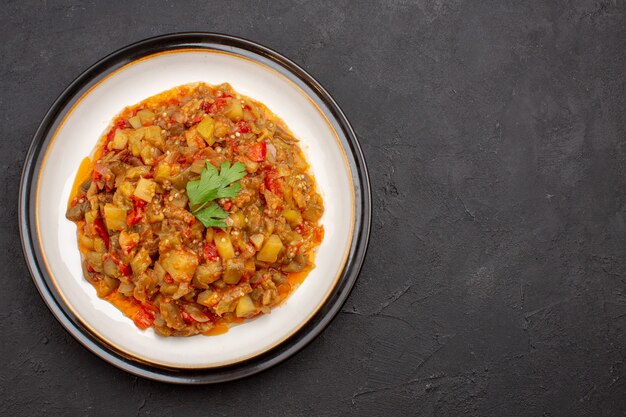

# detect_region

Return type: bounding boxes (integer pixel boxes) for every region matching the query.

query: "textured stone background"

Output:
[1,1,625,416]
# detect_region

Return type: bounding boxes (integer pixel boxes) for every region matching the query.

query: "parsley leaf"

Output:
[193,202,229,228]
[186,161,247,228]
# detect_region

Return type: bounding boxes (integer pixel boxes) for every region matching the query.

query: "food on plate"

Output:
[66,82,324,336]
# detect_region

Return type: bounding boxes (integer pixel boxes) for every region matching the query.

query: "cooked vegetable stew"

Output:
[66,83,324,336]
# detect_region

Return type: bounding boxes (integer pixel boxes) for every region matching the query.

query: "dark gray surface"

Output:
[1,1,624,416]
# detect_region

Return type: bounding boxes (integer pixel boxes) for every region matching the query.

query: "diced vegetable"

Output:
[235,295,256,318]
[223,258,245,284]
[193,261,222,289]
[85,252,103,273]
[256,234,283,263]
[128,115,142,129]
[214,232,235,260]
[197,116,215,145]
[225,99,243,121]
[103,204,127,231]
[190,158,206,174]
[66,201,89,221]
[110,130,128,150]
[118,230,139,253]
[93,237,106,253]
[84,209,98,225]
[159,301,184,330]
[140,144,158,166]
[159,249,199,282]
[283,253,307,272]
[97,276,119,297]
[142,126,164,149]
[103,256,120,278]
[230,211,245,229]
[131,248,152,275]
[197,289,220,307]
[79,233,94,251]
[117,181,135,198]
[136,109,156,125]
[183,304,211,322]
[134,178,156,202]
[154,163,172,182]
[282,209,302,226]
[128,130,143,156]
[250,234,264,250]
[214,119,230,137]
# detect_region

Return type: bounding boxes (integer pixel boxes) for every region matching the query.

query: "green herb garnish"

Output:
[186,161,247,228]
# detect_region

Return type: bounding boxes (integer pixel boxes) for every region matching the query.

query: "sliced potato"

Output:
[131,248,151,275]
[282,209,302,226]
[214,232,235,260]
[225,99,243,121]
[128,115,142,129]
[141,126,164,149]
[159,249,199,282]
[110,130,128,150]
[103,204,127,231]
[193,261,222,289]
[136,109,155,125]
[235,295,256,318]
[249,234,264,251]
[197,116,215,145]
[256,234,283,263]
[134,178,156,202]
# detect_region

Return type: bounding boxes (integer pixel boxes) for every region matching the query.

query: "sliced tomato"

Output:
[93,218,110,249]
[247,141,266,162]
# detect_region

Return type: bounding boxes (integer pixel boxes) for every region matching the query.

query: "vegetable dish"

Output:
[66,82,324,336]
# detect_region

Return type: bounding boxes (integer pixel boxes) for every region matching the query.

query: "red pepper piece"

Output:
[222,201,233,211]
[126,210,143,226]
[264,169,281,195]
[110,253,131,276]
[247,141,266,162]
[132,197,147,209]
[93,218,110,249]
[133,309,155,330]
[127,197,147,226]
[202,242,219,262]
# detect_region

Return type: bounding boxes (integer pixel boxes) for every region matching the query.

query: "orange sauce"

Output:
[203,322,229,336]
[105,291,144,319]
[67,157,93,207]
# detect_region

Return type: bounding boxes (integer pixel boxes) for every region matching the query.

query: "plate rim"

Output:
[18,32,371,384]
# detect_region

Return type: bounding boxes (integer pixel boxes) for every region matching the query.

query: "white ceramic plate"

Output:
[20,33,370,383]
